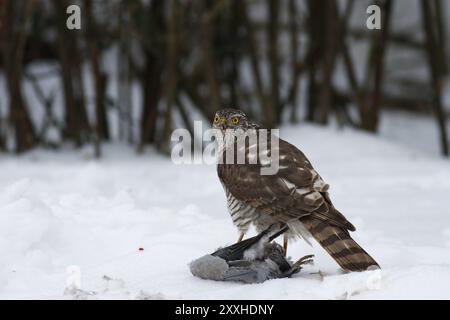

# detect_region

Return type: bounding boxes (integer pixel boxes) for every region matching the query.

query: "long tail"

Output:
[302,217,379,272]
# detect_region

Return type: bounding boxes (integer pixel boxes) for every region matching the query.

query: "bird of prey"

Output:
[213,108,379,272]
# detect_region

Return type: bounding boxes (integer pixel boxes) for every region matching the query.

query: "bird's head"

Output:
[212,109,251,130]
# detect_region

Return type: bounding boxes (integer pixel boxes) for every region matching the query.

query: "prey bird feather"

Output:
[190,225,313,283]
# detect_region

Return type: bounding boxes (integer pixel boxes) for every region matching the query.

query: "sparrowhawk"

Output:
[212,108,379,272]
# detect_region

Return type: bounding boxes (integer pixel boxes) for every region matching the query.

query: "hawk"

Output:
[213,108,379,272]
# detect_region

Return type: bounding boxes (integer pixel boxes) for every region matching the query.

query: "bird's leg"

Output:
[283,233,288,256]
[238,232,245,242]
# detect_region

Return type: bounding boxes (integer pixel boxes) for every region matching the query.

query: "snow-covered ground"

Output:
[1,118,450,300]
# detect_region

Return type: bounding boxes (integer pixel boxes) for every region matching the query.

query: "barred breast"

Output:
[225,188,259,232]
[224,186,288,235]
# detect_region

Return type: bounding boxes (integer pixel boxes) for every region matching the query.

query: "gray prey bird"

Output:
[212,108,379,272]
[190,225,314,283]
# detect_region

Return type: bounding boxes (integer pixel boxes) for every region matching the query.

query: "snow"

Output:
[1,117,450,300]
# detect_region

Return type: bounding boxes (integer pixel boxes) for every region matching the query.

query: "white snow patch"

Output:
[0,121,450,299]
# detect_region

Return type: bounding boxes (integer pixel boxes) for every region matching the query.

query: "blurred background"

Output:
[0,0,449,157]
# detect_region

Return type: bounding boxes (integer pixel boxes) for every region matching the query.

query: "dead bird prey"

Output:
[189,225,313,284]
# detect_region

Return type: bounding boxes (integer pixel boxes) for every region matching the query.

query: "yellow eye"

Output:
[231,117,239,124]
[214,115,220,123]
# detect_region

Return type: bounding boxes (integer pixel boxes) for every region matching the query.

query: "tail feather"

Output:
[302,217,379,272]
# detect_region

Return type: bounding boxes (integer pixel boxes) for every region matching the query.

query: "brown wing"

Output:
[218,137,355,231]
